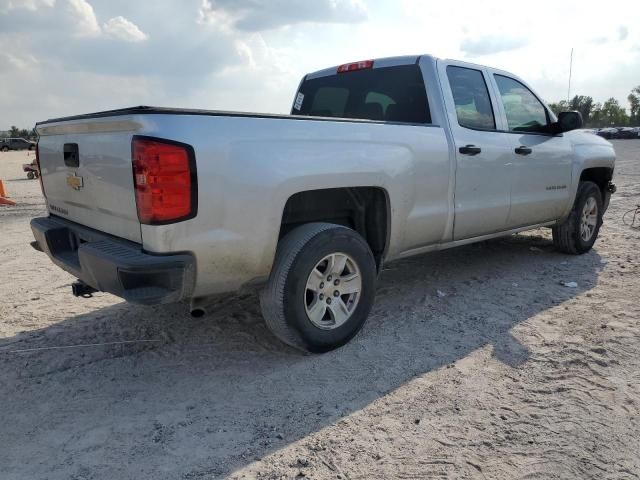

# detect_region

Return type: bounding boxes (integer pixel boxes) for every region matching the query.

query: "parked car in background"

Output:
[617,127,637,139]
[0,137,36,151]
[597,127,619,139]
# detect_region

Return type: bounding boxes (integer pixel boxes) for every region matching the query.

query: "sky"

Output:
[1,0,639,128]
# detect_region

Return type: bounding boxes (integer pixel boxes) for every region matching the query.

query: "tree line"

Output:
[0,126,38,140]
[549,85,640,128]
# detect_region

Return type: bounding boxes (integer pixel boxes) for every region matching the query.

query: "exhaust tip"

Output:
[190,308,206,318]
[71,281,97,298]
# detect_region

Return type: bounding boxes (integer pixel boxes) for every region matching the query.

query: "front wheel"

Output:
[0,146,8,152]
[260,223,377,353]
[27,171,35,180]
[552,181,603,254]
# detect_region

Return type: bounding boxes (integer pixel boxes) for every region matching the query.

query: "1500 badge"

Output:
[66,173,83,190]
[546,185,567,190]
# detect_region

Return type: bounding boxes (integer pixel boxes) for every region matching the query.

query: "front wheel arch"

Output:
[552,181,603,254]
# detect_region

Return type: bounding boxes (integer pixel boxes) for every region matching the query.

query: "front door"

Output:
[489,73,573,227]
[439,62,513,240]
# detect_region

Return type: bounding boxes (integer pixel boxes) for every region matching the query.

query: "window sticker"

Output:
[293,92,304,111]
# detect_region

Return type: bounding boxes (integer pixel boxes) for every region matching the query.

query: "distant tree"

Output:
[590,103,604,127]
[548,100,569,116]
[568,95,594,125]
[629,85,640,125]
[1,126,37,140]
[598,97,629,127]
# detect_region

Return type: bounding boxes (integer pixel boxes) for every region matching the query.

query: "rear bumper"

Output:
[31,216,195,305]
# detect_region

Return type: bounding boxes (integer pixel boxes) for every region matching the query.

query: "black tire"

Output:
[29,145,35,151]
[260,223,377,353]
[1,146,8,152]
[27,172,35,180]
[552,181,603,254]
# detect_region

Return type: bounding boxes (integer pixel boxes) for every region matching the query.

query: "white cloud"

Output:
[618,25,628,41]
[0,51,38,71]
[103,16,148,42]
[460,35,528,56]
[0,0,55,12]
[66,0,100,36]
[198,0,367,31]
[197,0,233,29]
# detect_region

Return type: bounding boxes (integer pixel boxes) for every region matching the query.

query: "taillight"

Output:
[131,136,197,225]
[35,142,46,198]
[337,60,374,74]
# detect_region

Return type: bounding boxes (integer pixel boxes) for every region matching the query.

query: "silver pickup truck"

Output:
[32,54,616,353]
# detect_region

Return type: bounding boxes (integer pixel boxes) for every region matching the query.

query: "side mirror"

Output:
[554,111,583,133]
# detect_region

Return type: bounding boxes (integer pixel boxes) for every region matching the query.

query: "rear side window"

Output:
[494,75,549,133]
[295,65,431,124]
[446,66,496,130]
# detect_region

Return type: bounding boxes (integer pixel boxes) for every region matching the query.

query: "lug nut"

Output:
[320,282,325,289]
[334,279,340,286]
[319,294,324,300]
[327,275,332,281]
[333,290,340,297]
[326,298,332,304]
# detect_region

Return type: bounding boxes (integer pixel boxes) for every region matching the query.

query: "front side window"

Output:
[446,66,496,130]
[494,75,549,133]
[295,65,431,124]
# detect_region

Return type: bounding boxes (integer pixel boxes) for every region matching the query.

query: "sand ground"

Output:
[1,142,639,479]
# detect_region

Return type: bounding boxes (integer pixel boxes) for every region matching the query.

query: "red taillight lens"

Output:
[337,60,374,74]
[131,136,197,225]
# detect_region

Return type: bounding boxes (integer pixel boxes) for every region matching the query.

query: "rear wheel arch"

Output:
[278,186,391,271]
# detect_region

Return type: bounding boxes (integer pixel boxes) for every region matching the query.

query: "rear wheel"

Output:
[552,181,603,254]
[27,172,35,180]
[260,223,377,353]
[1,146,8,152]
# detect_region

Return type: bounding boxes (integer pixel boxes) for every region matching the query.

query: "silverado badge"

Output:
[66,173,83,190]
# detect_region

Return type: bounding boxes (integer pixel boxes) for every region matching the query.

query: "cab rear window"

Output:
[294,65,431,124]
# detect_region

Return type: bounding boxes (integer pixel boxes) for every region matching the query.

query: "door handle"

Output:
[515,146,533,155]
[459,145,482,156]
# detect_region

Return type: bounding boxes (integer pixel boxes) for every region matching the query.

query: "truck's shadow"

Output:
[1,232,604,478]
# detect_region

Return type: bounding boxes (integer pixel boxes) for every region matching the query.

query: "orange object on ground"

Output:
[0,180,16,206]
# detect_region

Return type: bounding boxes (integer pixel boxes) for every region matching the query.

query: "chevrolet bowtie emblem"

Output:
[66,173,84,190]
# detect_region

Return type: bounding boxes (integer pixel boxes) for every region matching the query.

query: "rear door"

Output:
[37,120,142,243]
[438,61,513,240]
[488,72,573,227]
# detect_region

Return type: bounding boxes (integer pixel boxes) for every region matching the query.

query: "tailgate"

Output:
[37,120,141,243]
